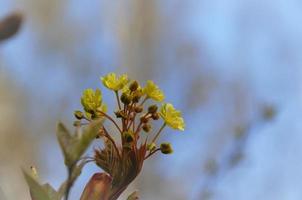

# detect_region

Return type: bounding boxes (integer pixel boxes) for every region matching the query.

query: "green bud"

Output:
[124,131,134,143]
[134,106,143,113]
[74,110,84,120]
[142,123,152,132]
[121,93,132,105]
[129,80,139,91]
[151,113,160,120]
[160,143,173,154]
[148,105,158,114]
[147,143,156,151]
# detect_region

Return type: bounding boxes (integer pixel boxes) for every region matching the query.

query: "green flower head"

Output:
[81,88,107,115]
[160,103,185,131]
[143,80,165,102]
[101,73,129,91]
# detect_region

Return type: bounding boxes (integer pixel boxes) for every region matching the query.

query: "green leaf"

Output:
[56,120,103,167]
[23,170,54,200]
[56,122,78,167]
[127,191,139,200]
[43,184,60,200]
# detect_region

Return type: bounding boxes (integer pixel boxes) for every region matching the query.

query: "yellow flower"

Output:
[101,73,129,91]
[160,103,185,131]
[81,88,107,114]
[143,80,165,102]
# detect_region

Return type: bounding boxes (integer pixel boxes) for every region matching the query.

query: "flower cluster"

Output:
[74,72,185,199]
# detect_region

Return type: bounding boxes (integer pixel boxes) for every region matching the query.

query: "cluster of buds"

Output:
[74,73,185,200]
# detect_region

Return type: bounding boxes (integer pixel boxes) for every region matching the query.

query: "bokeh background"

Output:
[1,0,302,199]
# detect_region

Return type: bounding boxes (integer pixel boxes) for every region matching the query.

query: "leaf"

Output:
[23,170,54,200]
[56,119,103,167]
[43,184,60,200]
[56,122,78,167]
[127,191,139,200]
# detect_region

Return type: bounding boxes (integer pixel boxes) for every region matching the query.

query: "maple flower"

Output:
[81,88,107,116]
[159,103,185,131]
[101,73,129,91]
[143,80,165,102]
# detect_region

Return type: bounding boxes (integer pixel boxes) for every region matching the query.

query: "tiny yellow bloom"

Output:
[101,73,129,91]
[143,80,165,102]
[160,103,185,131]
[81,88,107,114]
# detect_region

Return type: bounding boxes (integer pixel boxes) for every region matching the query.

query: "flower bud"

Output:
[160,143,173,154]
[74,110,84,119]
[151,113,160,120]
[147,142,156,151]
[148,105,158,114]
[115,110,127,119]
[142,123,152,132]
[123,131,134,143]
[129,80,139,91]
[140,116,149,123]
[121,93,132,105]
[134,106,143,113]
[114,110,122,118]
[132,94,141,103]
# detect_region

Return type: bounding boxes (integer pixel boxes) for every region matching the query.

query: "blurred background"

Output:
[1,0,302,199]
